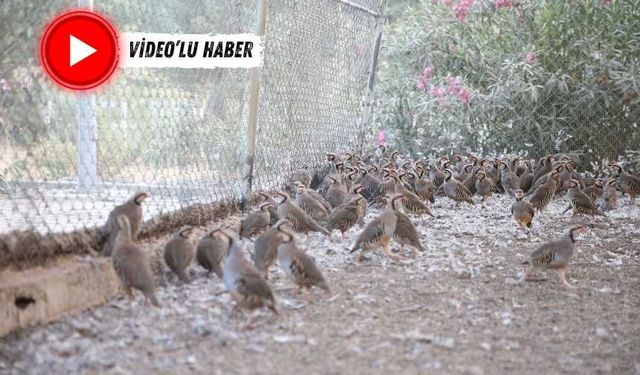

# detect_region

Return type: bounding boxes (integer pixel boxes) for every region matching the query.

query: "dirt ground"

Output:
[1,194,639,375]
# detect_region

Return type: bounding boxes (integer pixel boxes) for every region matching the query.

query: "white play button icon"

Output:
[69,35,97,67]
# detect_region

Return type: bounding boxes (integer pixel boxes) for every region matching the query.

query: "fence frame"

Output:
[241,0,269,209]
[358,0,387,152]
[76,0,98,193]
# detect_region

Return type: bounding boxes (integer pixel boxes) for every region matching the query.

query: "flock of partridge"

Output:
[98,146,640,325]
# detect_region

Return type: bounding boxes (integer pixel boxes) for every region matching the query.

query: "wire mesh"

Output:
[0,0,380,265]
[253,0,379,190]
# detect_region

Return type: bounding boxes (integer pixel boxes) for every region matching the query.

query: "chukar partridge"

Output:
[101,192,149,257]
[522,226,588,288]
[164,226,195,283]
[112,215,160,307]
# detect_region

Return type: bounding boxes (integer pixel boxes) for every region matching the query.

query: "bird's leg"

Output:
[557,268,575,289]
[242,311,259,330]
[124,286,134,299]
[523,266,546,282]
[410,245,419,258]
[383,242,404,261]
[357,251,365,263]
[231,303,242,317]
[523,266,534,281]
[526,226,533,237]
[305,288,314,304]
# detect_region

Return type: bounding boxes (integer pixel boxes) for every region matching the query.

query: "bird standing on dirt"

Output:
[325,197,365,238]
[529,171,560,212]
[196,228,229,279]
[522,226,588,288]
[221,231,278,322]
[111,215,160,307]
[563,179,606,219]
[298,181,333,212]
[443,169,475,205]
[276,192,330,235]
[258,192,279,225]
[276,226,330,301]
[350,194,404,262]
[582,179,604,202]
[356,167,385,202]
[498,160,519,196]
[428,164,447,189]
[519,160,534,193]
[101,192,149,257]
[393,208,425,255]
[609,163,640,204]
[597,179,618,211]
[414,166,435,204]
[346,184,368,219]
[395,177,435,217]
[253,219,292,279]
[462,165,480,195]
[475,170,493,202]
[164,226,195,283]
[532,155,554,185]
[511,189,535,230]
[382,173,398,195]
[294,183,330,223]
[529,164,564,193]
[240,202,273,238]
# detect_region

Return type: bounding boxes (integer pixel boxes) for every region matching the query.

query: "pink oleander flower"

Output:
[457,87,471,104]
[447,78,462,95]
[429,85,447,97]
[453,0,474,21]
[377,130,385,145]
[416,65,435,91]
[495,0,512,9]
[525,52,536,63]
[602,0,611,5]
[428,85,437,97]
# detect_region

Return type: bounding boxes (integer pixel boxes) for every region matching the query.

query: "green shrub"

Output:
[374,0,640,174]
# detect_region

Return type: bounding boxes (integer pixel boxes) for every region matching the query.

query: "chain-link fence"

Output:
[254,0,379,190]
[372,0,640,175]
[0,0,382,266]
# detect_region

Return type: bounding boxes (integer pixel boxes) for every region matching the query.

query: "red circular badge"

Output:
[40,10,119,91]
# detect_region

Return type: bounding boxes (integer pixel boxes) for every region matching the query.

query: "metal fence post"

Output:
[241,0,268,209]
[76,0,98,193]
[358,0,387,152]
